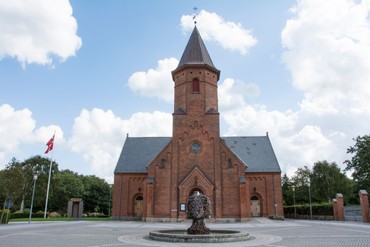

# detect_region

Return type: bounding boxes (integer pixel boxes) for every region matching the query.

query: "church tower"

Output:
[169,26,225,219]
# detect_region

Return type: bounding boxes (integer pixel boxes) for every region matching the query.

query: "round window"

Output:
[192,143,201,153]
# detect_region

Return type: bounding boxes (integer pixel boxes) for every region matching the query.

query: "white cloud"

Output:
[222,105,298,137]
[0,104,35,162]
[219,78,260,111]
[282,0,370,115]
[278,125,335,168]
[181,10,257,54]
[0,104,64,165]
[0,0,82,66]
[69,108,172,182]
[215,70,354,178]
[128,57,178,103]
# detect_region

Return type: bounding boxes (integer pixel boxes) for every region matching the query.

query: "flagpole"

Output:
[44,132,55,218]
[44,152,53,218]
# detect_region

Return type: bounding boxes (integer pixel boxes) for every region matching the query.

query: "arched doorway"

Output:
[250,195,261,217]
[133,195,143,217]
[189,188,204,196]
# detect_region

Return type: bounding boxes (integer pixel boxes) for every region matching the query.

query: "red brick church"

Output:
[112,26,283,221]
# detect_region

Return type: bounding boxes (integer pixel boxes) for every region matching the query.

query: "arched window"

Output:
[192,78,200,93]
[227,158,232,168]
[160,159,166,169]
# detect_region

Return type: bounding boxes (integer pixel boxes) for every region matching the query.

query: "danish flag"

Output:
[45,134,55,154]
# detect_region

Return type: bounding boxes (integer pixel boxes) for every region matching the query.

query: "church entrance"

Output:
[189,188,204,196]
[250,195,261,217]
[134,195,143,217]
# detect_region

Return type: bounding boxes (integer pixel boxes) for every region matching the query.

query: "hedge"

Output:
[10,212,44,219]
[284,203,333,217]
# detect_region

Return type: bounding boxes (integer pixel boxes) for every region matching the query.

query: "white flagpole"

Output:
[44,133,55,218]
[44,153,53,218]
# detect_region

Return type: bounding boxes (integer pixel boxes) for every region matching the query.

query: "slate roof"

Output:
[114,136,281,173]
[173,26,220,79]
[114,137,170,173]
[222,136,281,172]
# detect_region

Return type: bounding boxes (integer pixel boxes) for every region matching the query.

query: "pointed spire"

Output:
[178,26,216,68]
[173,26,220,79]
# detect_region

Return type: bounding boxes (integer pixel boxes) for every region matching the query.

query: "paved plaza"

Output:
[0,218,369,247]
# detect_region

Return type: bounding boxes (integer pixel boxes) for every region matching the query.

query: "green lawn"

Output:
[10,217,111,222]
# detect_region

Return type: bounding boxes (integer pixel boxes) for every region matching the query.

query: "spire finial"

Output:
[193,7,198,25]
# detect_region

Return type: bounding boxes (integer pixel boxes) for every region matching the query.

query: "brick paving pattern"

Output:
[0,219,369,247]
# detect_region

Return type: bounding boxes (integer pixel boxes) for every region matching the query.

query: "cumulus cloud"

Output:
[282,0,370,115]
[69,108,172,182]
[0,104,64,165]
[0,104,35,162]
[181,10,257,54]
[219,78,260,111]
[0,0,82,66]
[214,0,370,177]
[128,57,178,103]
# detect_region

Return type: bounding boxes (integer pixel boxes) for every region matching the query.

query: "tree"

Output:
[290,166,312,204]
[344,135,370,192]
[20,156,59,213]
[0,158,24,222]
[1,156,59,213]
[282,173,293,205]
[49,170,84,214]
[82,175,111,214]
[311,161,352,203]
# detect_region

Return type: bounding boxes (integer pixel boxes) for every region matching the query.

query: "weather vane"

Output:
[193,6,198,25]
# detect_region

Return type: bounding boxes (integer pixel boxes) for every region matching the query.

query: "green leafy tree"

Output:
[311,161,352,203]
[0,158,24,222]
[82,175,111,214]
[19,156,59,213]
[49,170,84,214]
[344,135,370,192]
[282,173,293,205]
[290,166,312,204]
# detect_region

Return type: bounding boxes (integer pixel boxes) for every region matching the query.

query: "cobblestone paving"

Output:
[0,219,369,247]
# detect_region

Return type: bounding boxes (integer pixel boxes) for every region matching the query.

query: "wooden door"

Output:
[250,196,261,217]
[134,196,143,217]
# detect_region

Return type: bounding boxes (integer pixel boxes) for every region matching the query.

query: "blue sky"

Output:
[1,0,370,183]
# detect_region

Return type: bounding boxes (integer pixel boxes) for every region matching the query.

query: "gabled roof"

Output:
[114,136,281,173]
[114,137,171,173]
[172,26,220,79]
[221,136,281,173]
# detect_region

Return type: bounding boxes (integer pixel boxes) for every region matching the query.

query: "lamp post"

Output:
[292,185,296,219]
[28,171,39,223]
[307,178,313,220]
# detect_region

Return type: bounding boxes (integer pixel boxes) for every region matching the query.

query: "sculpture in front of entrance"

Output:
[186,191,211,234]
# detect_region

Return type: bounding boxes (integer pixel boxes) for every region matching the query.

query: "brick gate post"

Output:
[359,190,369,222]
[335,193,344,221]
[333,198,338,220]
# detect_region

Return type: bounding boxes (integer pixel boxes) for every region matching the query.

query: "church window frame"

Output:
[227,158,233,168]
[191,142,201,153]
[159,159,166,169]
[192,78,200,93]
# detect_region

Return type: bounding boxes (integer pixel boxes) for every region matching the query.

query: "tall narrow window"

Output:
[160,159,166,169]
[228,158,233,168]
[192,78,200,93]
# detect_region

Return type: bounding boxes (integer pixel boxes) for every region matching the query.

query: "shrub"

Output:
[0,209,10,223]
[10,212,44,219]
[22,208,31,214]
[49,212,62,218]
[284,203,333,218]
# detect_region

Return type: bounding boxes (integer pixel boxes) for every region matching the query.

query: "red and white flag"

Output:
[45,134,55,154]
